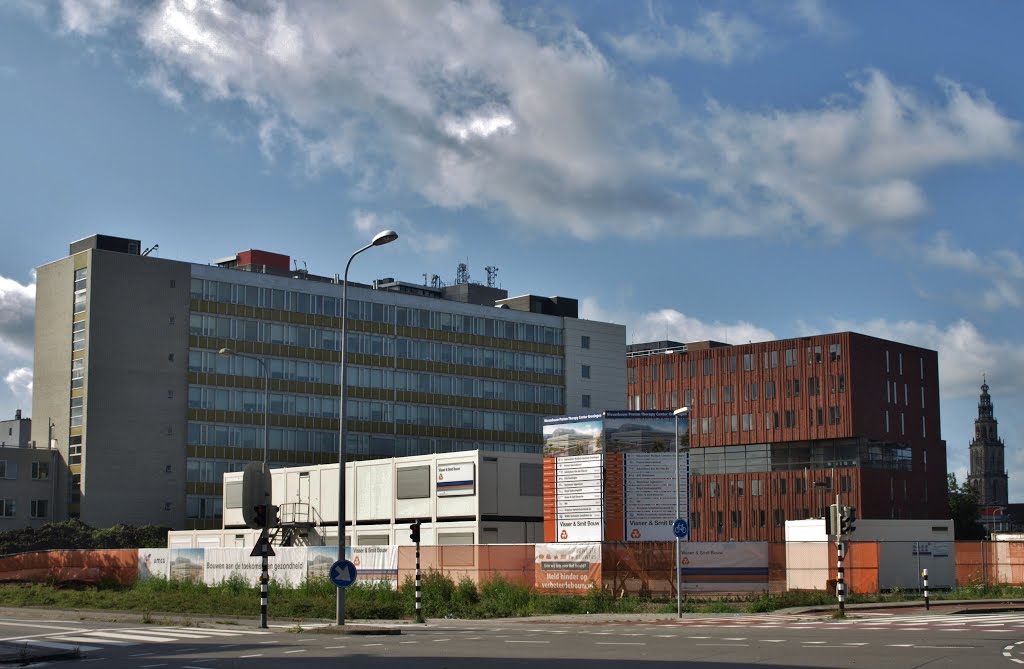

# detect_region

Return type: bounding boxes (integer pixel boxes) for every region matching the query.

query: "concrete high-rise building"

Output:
[32,234,625,530]
[967,377,1008,507]
[626,333,948,542]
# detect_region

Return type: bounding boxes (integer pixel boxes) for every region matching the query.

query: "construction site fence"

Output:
[0,541,1022,596]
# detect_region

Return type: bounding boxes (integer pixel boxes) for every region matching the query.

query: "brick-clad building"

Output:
[626,333,947,542]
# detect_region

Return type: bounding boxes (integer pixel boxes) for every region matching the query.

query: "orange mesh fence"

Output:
[6,542,1024,593]
[955,541,993,587]
[0,549,138,585]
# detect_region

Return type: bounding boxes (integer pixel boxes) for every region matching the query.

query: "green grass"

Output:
[1,574,1020,621]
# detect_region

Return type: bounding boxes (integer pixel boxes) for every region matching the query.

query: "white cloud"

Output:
[59,0,134,35]
[789,0,849,38]
[45,2,1022,243]
[580,298,776,347]
[140,67,184,107]
[0,275,35,359]
[607,10,763,65]
[4,367,32,403]
[351,209,456,257]
[919,232,1024,310]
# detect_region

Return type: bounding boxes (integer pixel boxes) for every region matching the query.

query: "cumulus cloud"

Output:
[31,1,1024,243]
[789,0,849,38]
[919,232,1024,310]
[351,210,456,257]
[4,367,32,403]
[59,0,135,35]
[606,10,764,65]
[0,275,35,359]
[580,298,776,347]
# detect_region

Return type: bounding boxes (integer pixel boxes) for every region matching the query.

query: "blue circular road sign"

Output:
[330,559,358,588]
[672,518,689,539]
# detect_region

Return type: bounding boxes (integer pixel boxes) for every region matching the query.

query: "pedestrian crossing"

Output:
[658,611,1024,630]
[9,625,271,652]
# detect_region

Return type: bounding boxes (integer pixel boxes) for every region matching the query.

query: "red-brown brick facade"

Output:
[626,333,948,542]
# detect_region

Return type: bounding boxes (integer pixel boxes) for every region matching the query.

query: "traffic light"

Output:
[840,506,857,535]
[826,504,841,538]
[409,521,421,544]
[253,505,268,528]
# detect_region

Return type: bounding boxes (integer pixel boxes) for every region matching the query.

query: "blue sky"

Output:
[1,1,1022,498]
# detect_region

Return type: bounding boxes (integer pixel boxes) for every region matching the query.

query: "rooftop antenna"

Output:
[423,273,428,286]
[142,244,159,257]
[485,265,499,288]
[456,262,470,285]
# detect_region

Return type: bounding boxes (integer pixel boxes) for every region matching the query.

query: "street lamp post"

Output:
[673,406,689,618]
[218,347,270,629]
[337,229,398,626]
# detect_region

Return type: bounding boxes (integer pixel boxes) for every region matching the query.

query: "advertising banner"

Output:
[168,548,205,583]
[138,549,169,581]
[624,452,689,542]
[350,545,399,588]
[555,454,603,541]
[436,462,476,497]
[679,542,769,592]
[203,547,307,587]
[534,542,602,594]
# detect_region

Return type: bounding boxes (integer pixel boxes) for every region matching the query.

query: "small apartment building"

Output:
[627,333,948,542]
[0,447,61,529]
[0,410,61,529]
[219,450,543,546]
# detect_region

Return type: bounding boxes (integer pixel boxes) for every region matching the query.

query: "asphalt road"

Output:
[3,608,1024,668]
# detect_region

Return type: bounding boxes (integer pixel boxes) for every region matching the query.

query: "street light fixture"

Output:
[337,229,398,626]
[218,348,269,468]
[673,406,689,618]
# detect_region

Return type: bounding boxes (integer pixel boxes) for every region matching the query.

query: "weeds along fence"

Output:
[0,541,1022,596]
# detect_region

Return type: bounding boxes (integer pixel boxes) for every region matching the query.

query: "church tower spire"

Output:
[967,376,1008,506]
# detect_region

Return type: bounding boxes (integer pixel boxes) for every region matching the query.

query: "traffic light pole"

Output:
[260,525,269,629]
[415,523,424,623]
[836,538,845,615]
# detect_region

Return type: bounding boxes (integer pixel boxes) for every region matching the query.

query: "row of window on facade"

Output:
[190,278,564,345]
[629,347,927,384]
[689,507,831,531]
[189,351,564,406]
[693,475,852,498]
[190,315,564,376]
[0,460,50,480]
[187,386,544,435]
[628,344,844,385]
[634,376,848,410]
[187,422,540,459]
[0,499,49,519]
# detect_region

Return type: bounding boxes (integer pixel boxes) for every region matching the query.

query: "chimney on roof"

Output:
[15,409,21,420]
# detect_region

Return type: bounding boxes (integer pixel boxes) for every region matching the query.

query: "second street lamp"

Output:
[337,229,398,626]
[673,406,689,618]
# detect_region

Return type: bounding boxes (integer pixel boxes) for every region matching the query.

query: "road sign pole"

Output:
[836,539,845,615]
[260,526,269,629]
[415,538,423,624]
[923,567,929,610]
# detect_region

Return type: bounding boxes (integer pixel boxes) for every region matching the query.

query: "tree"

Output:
[948,473,987,540]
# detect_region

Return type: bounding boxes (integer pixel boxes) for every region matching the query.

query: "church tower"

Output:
[967,377,1008,506]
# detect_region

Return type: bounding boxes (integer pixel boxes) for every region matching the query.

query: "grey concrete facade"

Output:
[0,445,62,530]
